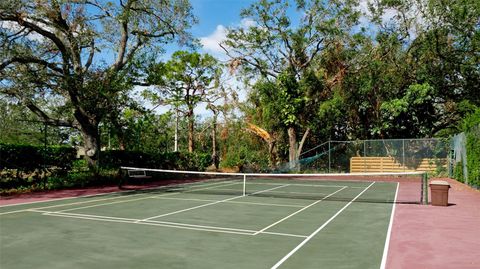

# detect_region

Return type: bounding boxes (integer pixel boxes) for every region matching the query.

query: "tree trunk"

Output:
[187,109,195,153]
[174,109,179,152]
[296,128,310,159]
[288,126,297,169]
[211,113,219,169]
[76,112,100,168]
[268,140,278,167]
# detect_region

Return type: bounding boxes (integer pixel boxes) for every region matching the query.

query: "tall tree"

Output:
[222,0,360,166]
[0,0,195,167]
[343,0,480,138]
[146,51,221,152]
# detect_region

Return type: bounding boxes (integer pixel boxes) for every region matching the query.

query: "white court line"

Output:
[138,184,291,222]
[0,194,148,216]
[145,219,306,237]
[253,186,348,235]
[247,182,350,188]
[0,179,236,215]
[380,182,399,269]
[30,209,307,238]
[247,182,366,189]
[270,182,376,269]
[149,196,305,208]
[54,181,241,213]
[198,188,336,197]
[0,190,136,208]
[44,211,253,236]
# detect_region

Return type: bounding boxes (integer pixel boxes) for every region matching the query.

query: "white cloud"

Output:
[239,18,256,28]
[200,24,228,54]
[200,18,257,56]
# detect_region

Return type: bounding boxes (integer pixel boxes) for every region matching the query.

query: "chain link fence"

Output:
[299,138,449,174]
[451,125,480,188]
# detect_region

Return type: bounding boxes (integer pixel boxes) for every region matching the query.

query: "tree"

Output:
[339,0,480,139]
[0,0,195,167]
[146,51,221,153]
[222,0,360,166]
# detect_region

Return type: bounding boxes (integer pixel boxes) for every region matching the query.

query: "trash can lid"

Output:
[430,180,450,186]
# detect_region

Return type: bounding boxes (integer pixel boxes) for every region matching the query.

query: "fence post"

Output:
[43,122,48,189]
[422,173,429,205]
[328,141,331,173]
[363,141,366,172]
[402,139,405,172]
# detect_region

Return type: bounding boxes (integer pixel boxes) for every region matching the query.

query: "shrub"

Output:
[459,108,480,188]
[0,143,76,170]
[99,150,212,171]
[1,144,213,193]
[0,143,77,192]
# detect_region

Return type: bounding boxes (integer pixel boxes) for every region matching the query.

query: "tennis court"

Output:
[0,169,427,269]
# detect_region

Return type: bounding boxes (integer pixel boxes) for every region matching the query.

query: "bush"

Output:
[0,143,76,170]
[99,150,212,171]
[220,145,269,171]
[1,144,213,193]
[0,143,77,192]
[460,108,480,188]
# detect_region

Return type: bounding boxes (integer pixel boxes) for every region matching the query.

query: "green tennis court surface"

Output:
[1,178,401,269]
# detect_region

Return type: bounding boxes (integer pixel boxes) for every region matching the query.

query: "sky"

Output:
[184,0,257,57]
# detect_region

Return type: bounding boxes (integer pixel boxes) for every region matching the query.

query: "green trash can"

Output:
[429,180,450,206]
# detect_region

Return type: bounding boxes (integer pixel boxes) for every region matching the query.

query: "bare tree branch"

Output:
[0,56,63,74]
[24,101,74,127]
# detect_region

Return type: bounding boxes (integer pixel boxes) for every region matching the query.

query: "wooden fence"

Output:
[350,157,447,173]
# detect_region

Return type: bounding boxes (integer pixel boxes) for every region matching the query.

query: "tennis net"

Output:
[120,167,428,204]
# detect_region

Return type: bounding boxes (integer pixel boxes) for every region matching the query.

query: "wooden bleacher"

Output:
[350,157,447,173]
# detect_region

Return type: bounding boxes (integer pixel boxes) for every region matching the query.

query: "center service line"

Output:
[270,181,375,269]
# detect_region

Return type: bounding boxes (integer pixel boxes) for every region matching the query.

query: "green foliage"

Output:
[220,145,269,171]
[99,150,211,171]
[454,160,465,183]
[145,50,222,152]
[0,143,212,193]
[463,109,480,187]
[380,83,436,136]
[0,143,76,170]
[102,110,175,153]
[0,143,77,192]
[1,0,196,166]
[2,0,479,177]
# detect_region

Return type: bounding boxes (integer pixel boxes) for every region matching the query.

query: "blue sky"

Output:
[191,0,256,37]
[162,0,258,60]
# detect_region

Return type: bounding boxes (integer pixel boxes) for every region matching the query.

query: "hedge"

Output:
[1,143,212,192]
[0,143,77,170]
[0,144,77,191]
[99,150,212,171]
[461,109,480,188]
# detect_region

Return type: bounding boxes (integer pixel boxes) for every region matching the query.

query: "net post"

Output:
[243,174,246,196]
[422,172,429,205]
